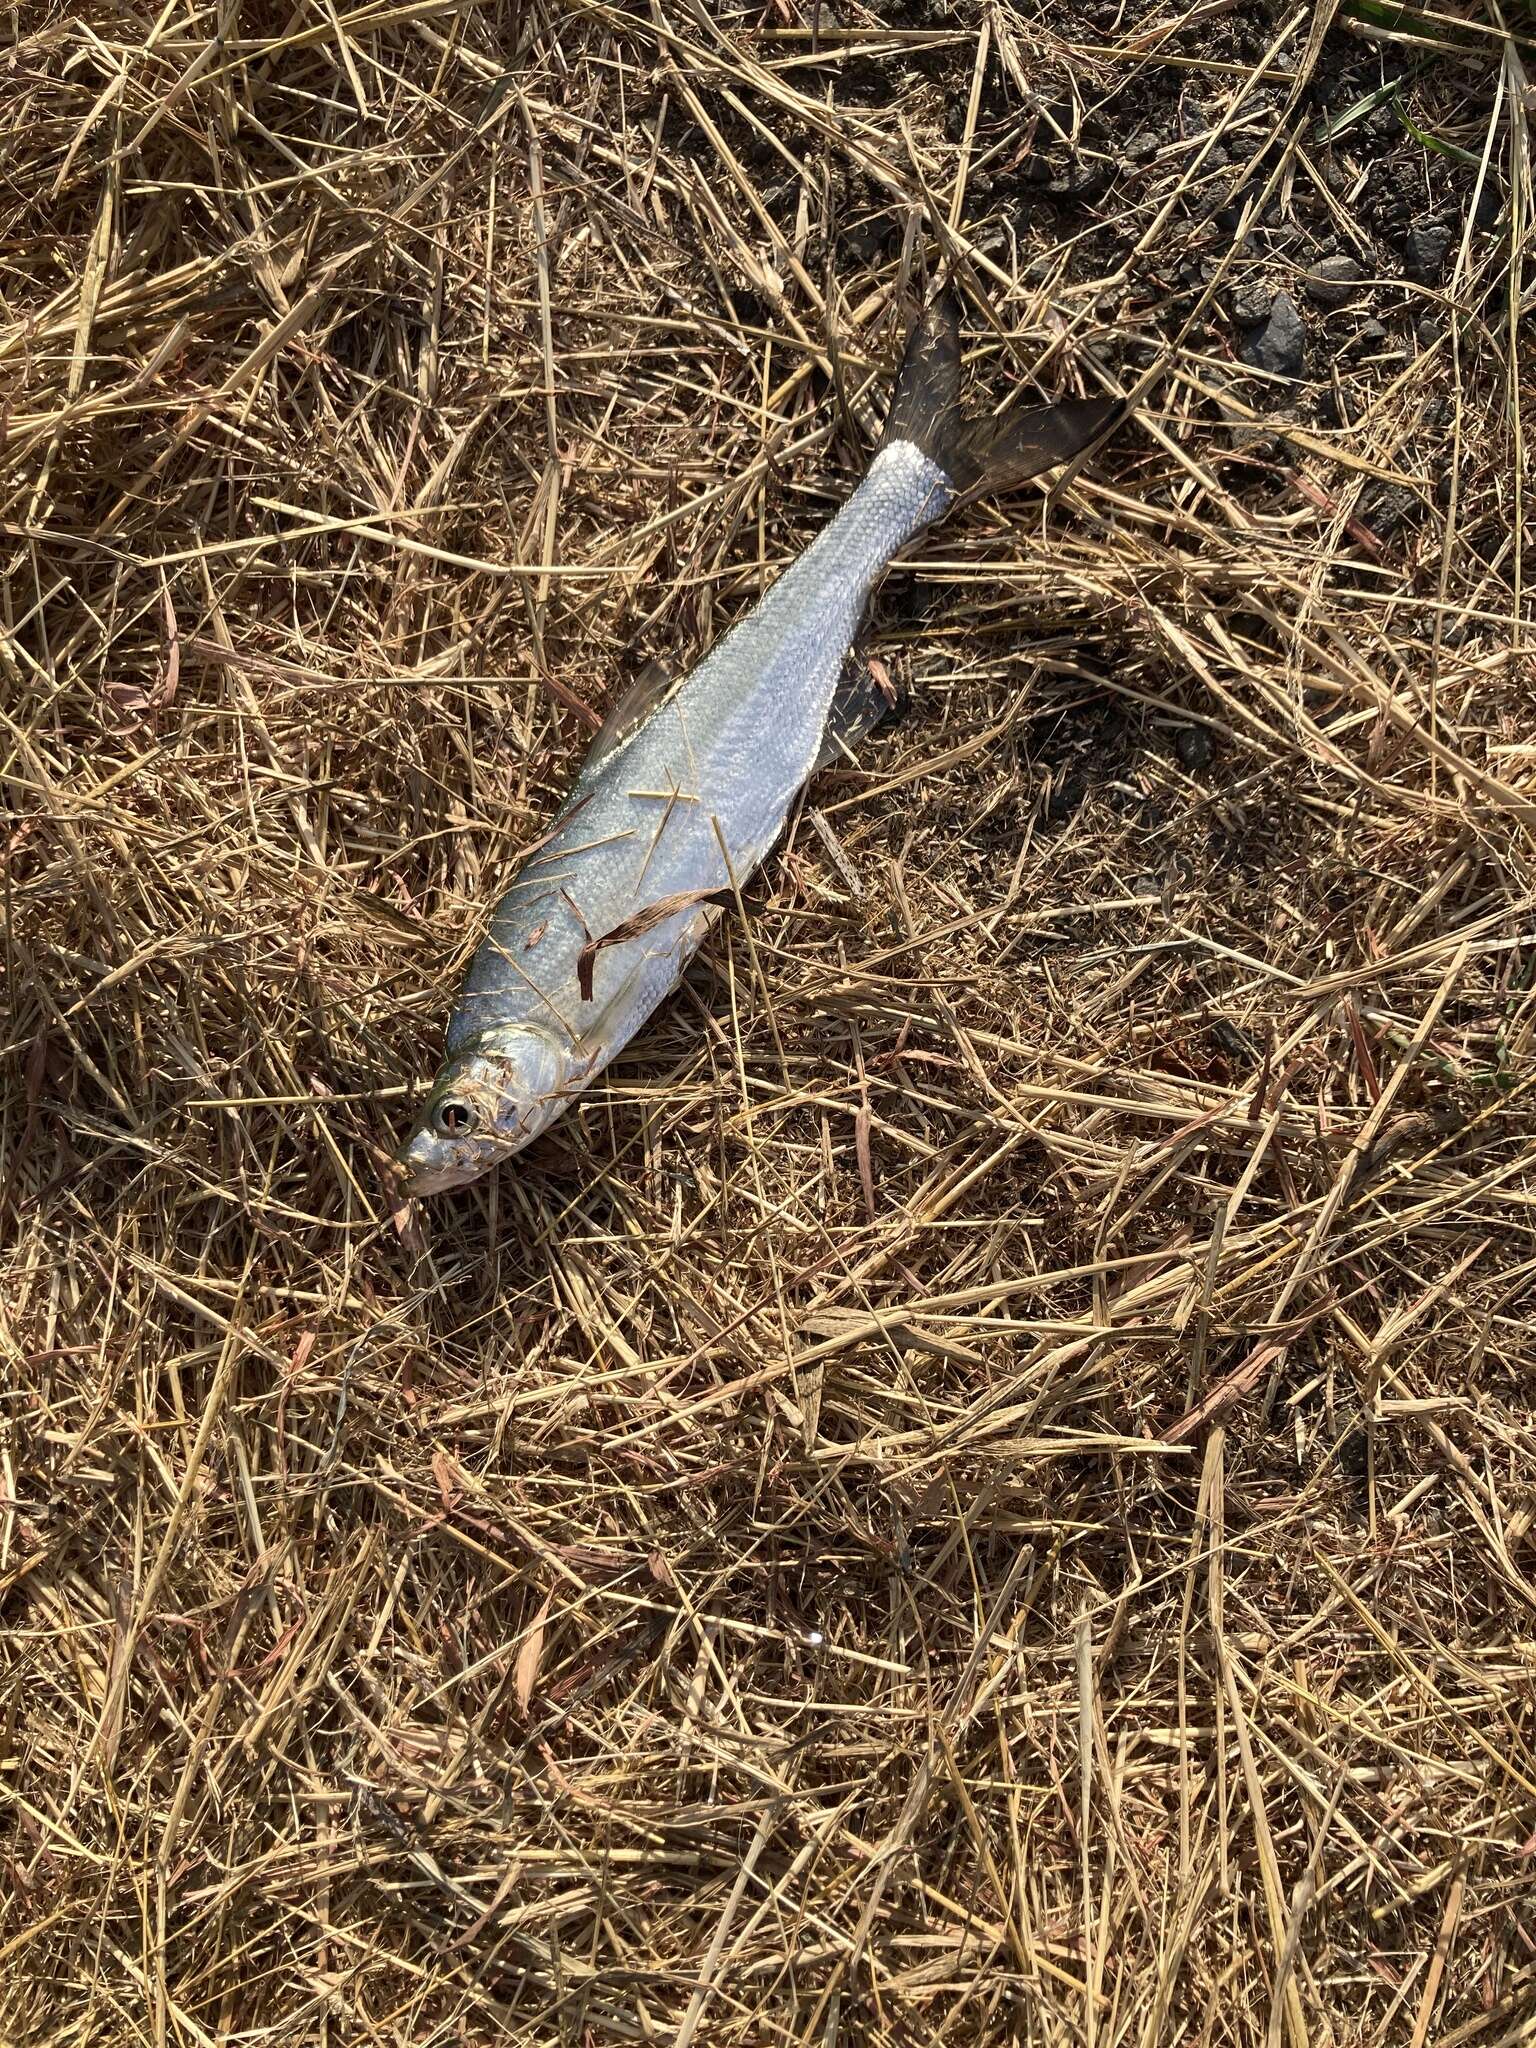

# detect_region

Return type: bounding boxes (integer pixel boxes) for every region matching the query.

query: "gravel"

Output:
[1240,289,1305,377]
[1303,254,1364,306]
[1406,221,1453,280]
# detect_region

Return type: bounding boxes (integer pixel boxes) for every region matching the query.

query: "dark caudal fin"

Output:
[878,286,1125,498]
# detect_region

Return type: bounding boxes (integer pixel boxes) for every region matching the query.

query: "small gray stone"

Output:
[1417,313,1445,347]
[1229,279,1273,325]
[1240,290,1305,378]
[1045,159,1112,200]
[1303,254,1364,307]
[1360,482,1419,537]
[1406,221,1452,279]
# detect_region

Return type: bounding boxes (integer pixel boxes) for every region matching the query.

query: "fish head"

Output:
[395,1024,570,1197]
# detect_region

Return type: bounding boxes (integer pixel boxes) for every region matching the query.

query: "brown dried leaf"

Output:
[854,1103,876,1222]
[576,887,728,1001]
[514,1595,552,1712]
[431,1449,462,1511]
[156,584,180,712]
[104,673,154,735]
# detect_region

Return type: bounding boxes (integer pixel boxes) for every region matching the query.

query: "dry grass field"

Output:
[3,0,1535,2041]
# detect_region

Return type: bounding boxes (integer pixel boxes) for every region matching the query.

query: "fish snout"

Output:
[394,1122,487,1198]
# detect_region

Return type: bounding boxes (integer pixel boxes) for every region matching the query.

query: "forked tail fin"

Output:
[879,286,1124,499]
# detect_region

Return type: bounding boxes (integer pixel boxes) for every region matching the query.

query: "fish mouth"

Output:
[394,1125,512,1199]
[397,1157,477,1198]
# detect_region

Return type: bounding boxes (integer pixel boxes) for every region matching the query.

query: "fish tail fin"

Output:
[879,285,1125,500]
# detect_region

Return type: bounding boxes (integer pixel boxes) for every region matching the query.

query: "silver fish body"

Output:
[399,443,948,1194]
[397,292,1123,1194]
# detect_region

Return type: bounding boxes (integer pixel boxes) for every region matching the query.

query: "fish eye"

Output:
[433,1098,474,1137]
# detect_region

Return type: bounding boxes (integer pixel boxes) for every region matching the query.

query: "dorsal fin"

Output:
[583,656,677,775]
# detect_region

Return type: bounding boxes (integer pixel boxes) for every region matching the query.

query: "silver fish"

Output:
[397,292,1122,1195]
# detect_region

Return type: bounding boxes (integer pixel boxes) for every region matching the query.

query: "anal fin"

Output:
[812,653,903,775]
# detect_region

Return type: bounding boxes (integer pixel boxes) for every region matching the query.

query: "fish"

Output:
[396,289,1124,1196]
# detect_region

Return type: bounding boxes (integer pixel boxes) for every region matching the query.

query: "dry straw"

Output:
[2,0,1534,2041]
